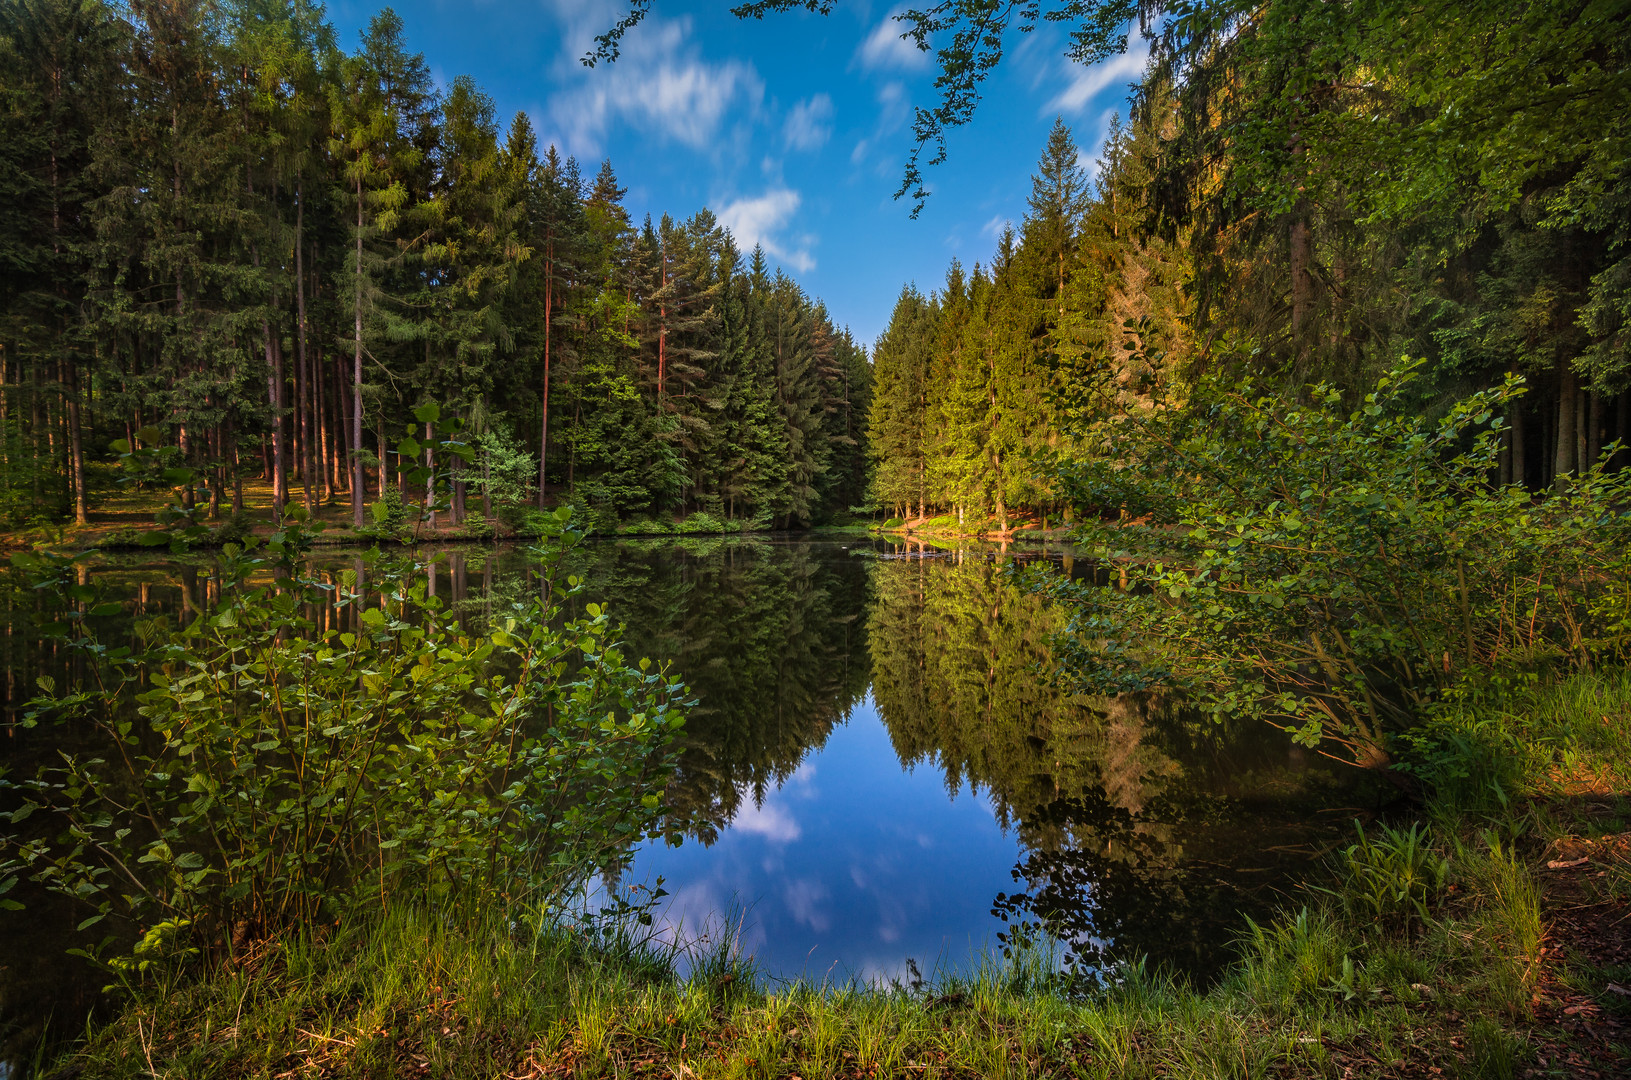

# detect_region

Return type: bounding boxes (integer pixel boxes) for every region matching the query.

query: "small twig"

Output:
[296,1027,357,1048]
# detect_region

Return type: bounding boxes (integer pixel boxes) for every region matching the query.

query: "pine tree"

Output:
[0,0,122,523]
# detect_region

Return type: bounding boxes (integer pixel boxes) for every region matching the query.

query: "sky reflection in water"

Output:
[628,693,1017,984]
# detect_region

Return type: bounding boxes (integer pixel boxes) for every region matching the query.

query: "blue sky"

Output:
[324,0,1149,348]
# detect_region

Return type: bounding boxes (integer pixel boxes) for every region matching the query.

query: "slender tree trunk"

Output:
[207,420,222,520]
[229,415,243,514]
[377,408,386,499]
[295,193,313,514]
[266,312,285,518]
[1586,388,1602,472]
[30,363,40,507]
[1554,366,1577,489]
[316,336,331,502]
[425,420,435,530]
[538,238,552,508]
[352,175,366,528]
[568,399,577,492]
[64,359,86,525]
[1611,391,1624,473]
[1,346,10,502]
[178,422,193,511]
[1289,209,1314,366]
[1511,395,1527,489]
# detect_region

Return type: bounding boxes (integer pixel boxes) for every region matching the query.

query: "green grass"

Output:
[57,848,1541,1078]
[47,826,1568,1079]
[35,669,1631,1079]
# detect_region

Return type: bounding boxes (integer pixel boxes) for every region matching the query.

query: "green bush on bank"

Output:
[1042,358,1631,769]
[0,508,690,971]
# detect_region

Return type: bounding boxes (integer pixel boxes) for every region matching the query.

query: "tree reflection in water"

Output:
[0,536,1365,1055]
[865,544,1362,982]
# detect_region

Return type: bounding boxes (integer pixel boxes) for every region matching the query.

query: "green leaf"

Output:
[413,403,441,424]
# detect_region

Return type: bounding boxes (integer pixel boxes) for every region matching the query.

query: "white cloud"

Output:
[1046,30,1148,114]
[849,82,910,173]
[980,214,1011,240]
[857,8,929,72]
[1083,106,1123,179]
[784,94,835,152]
[730,790,803,842]
[544,1,764,157]
[717,188,816,273]
[782,878,831,932]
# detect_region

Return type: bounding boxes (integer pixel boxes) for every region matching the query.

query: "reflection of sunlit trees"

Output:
[869,550,1180,835]
[866,550,1347,980]
[563,540,872,843]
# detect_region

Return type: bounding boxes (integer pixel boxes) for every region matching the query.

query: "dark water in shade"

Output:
[0,537,1373,1062]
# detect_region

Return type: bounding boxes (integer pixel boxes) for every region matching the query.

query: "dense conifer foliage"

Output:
[863,2,1630,523]
[0,0,871,532]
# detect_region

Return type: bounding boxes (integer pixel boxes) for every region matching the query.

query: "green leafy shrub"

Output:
[460,514,499,541]
[364,486,410,541]
[206,511,255,547]
[0,515,689,966]
[679,511,725,534]
[470,427,539,527]
[618,515,667,536]
[880,517,905,530]
[1040,358,1631,767]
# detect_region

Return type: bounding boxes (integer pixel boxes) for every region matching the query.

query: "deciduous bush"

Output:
[0,510,689,967]
[1039,359,1631,767]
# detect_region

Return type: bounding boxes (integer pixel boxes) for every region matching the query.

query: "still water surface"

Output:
[0,537,1367,1057]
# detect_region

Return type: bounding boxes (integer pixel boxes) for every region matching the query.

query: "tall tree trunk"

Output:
[1611,391,1624,473]
[63,359,86,525]
[30,362,41,507]
[295,194,313,514]
[228,415,243,514]
[377,408,387,499]
[1289,208,1314,366]
[538,238,552,508]
[352,175,366,528]
[265,310,285,518]
[1553,366,1577,489]
[1510,395,1527,489]
[316,336,330,502]
[178,420,195,511]
[1587,388,1603,472]
[207,420,222,520]
[425,420,435,530]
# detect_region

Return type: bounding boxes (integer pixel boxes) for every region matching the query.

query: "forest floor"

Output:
[875,513,1076,543]
[39,673,1631,1079]
[2,476,853,552]
[5,475,396,550]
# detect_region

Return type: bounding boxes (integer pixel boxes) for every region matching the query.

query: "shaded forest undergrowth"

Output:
[41,671,1631,1080]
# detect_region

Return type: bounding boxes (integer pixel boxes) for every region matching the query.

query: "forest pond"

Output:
[1,537,1373,1043]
